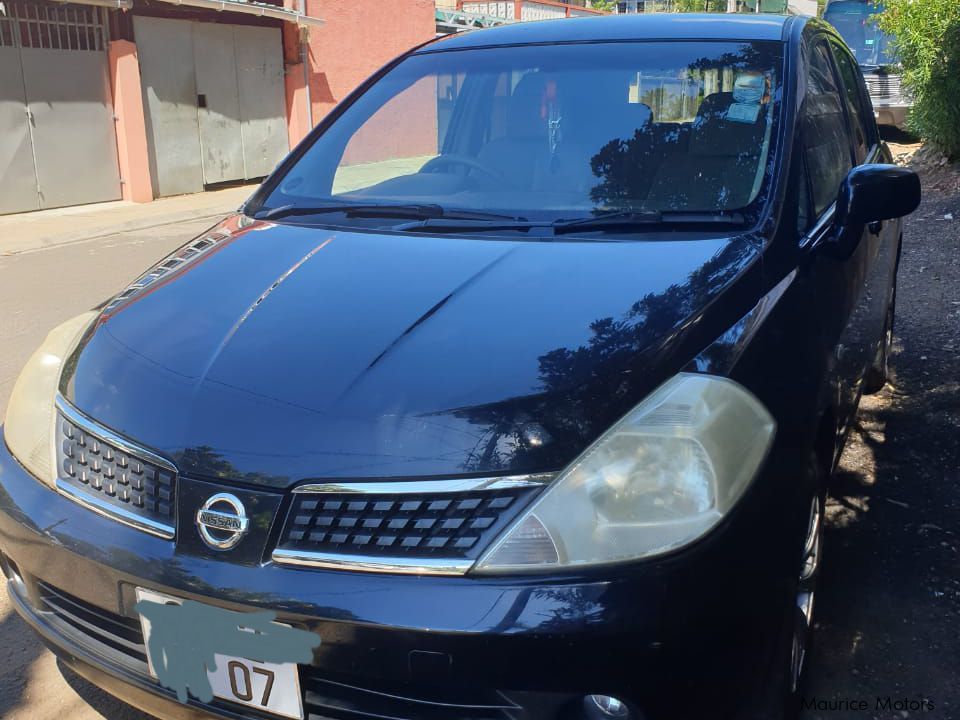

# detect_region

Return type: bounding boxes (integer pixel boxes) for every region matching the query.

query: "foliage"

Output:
[672,0,728,11]
[878,0,960,158]
[589,0,617,11]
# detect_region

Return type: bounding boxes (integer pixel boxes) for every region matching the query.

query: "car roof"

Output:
[419,13,795,53]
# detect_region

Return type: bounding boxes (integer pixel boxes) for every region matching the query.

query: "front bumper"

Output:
[872,102,910,129]
[0,429,791,720]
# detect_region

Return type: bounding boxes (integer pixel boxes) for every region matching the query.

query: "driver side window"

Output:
[802,40,854,218]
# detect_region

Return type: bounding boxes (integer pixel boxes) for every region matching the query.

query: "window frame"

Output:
[799,35,859,226]
[826,37,880,164]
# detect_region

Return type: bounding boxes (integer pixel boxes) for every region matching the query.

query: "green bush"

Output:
[878,0,960,158]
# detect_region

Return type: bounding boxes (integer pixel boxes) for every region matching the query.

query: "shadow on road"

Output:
[0,605,43,717]
[879,126,922,145]
[801,190,960,718]
[57,659,155,720]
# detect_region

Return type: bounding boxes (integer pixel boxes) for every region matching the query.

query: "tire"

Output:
[863,247,900,394]
[741,456,826,720]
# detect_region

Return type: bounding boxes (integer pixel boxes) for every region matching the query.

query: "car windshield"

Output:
[258,40,783,228]
[824,1,898,67]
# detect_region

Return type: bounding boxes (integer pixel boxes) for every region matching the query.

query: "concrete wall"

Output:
[103,2,438,208]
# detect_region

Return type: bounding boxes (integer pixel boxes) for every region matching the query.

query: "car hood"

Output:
[62,216,759,487]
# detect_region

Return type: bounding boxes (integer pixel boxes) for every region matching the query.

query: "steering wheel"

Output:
[419,154,508,188]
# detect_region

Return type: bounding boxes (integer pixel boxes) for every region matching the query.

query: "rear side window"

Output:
[830,42,873,162]
[802,41,853,217]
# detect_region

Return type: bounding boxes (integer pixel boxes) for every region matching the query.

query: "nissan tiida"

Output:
[1,13,920,720]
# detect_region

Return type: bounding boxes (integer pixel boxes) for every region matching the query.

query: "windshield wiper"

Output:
[393,210,747,236]
[552,210,746,234]
[254,202,447,221]
[391,217,544,233]
[254,203,522,223]
[552,210,748,233]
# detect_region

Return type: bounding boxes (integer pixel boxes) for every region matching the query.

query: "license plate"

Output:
[135,588,305,720]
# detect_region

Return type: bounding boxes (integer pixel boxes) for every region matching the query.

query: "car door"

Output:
[828,38,901,368]
[797,37,871,439]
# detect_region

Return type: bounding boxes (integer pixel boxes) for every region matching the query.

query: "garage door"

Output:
[135,17,288,197]
[0,2,121,215]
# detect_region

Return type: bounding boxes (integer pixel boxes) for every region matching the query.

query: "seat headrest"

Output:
[506,72,550,140]
[693,92,735,127]
[689,90,765,157]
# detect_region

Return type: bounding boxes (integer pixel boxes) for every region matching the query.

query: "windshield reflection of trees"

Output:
[177,445,288,487]
[457,240,756,475]
[587,44,773,211]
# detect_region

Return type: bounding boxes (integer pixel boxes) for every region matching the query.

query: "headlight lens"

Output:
[4,312,97,486]
[474,373,775,573]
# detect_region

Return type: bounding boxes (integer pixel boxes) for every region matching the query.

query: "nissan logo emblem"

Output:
[196,493,249,550]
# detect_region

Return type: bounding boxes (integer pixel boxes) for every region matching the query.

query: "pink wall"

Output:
[283,0,437,147]
[284,60,311,152]
[107,40,153,202]
[340,76,438,166]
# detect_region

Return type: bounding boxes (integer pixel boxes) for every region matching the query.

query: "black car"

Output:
[0,13,920,720]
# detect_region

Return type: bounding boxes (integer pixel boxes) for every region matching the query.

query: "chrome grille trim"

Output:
[271,550,474,575]
[292,474,554,495]
[101,229,233,315]
[55,480,176,539]
[55,396,177,473]
[274,474,554,575]
[54,395,177,539]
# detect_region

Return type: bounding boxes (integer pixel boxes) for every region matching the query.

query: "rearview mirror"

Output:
[825,164,921,259]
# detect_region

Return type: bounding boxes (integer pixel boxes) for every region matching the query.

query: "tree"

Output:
[589,0,617,11]
[672,0,726,11]
[878,0,960,158]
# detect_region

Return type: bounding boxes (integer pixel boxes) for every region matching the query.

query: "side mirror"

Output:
[825,164,921,259]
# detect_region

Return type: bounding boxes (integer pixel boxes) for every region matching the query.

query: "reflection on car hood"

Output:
[62,216,759,487]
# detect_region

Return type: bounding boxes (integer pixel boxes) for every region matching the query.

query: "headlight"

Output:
[474,374,775,573]
[4,312,97,486]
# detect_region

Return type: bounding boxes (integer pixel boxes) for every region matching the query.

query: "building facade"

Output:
[457,0,603,23]
[615,0,818,12]
[0,0,435,215]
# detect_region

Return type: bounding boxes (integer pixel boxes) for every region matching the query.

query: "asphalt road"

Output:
[0,187,957,719]
[0,220,212,720]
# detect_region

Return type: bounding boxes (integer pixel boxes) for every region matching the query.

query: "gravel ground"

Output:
[801,182,960,718]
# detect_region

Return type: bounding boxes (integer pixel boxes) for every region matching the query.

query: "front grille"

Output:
[32,583,547,719]
[301,671,519,720]
[37,582,149,670]
[56,402,177,534]
[33,584,534,720]
[864,73,902,100]
[276,484,540,564]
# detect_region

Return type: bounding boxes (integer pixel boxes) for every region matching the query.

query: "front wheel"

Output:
[864,247,900,394]
[743,458,826,720]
